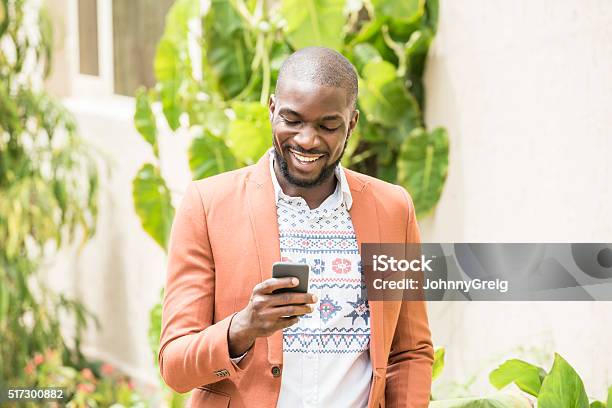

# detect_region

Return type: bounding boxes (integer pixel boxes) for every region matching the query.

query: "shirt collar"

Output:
[268,149,353,210]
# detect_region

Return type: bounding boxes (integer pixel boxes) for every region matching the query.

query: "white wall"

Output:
[422,0,612,398]
[43,0,612,401]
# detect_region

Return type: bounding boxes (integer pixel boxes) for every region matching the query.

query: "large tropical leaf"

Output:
[134,88,158,156]
[187,103,229,137]
[203,0,256,100]
[425,0,439,33]
[537,354,589,408]
[405,28,434,78]
[350,42,382,75]
[0,0,8,37]
[227,102,271,165]
[490,359,547,397]
[132,163,175,250]
[429,394,532,408]
[155,39,183,130]
[154,0,198,130]
[372,0,424,22]
[358,59,421,129]
[432,347,445,381]
[281,0,346,50]
[189,128,237,179]
[397,127,448,216]
[148,294,163,364]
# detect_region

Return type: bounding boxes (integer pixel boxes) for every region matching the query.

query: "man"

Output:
[159,47,433,407]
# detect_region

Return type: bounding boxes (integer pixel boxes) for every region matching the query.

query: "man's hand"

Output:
[228,277,317,358]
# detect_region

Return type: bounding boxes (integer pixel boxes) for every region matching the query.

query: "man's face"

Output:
[269,78,359,187]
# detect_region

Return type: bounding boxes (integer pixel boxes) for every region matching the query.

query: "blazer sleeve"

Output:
[158,182,241,393]
[385,188,435,408]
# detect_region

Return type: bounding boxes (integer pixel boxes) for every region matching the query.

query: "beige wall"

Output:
[45,0,612,401]
[422,0,612,398]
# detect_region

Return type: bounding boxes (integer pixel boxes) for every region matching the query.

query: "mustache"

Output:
[285,145,327,156]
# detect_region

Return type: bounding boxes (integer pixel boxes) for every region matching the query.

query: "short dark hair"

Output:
[276,46,358,109]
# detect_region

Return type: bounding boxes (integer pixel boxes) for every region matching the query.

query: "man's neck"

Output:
[273,160,337,210]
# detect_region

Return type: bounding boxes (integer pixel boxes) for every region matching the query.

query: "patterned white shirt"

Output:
[269,151,372,408]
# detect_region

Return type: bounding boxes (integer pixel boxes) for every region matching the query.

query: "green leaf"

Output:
[270,41,293,86]
[350,18,384,45]
[405,28,434,78]
[358,60,421,128]
[351,43,381,75]
[0,0,8,38]
[189,129,237,179]
[372,0,424,22]
[425,0,440,33]
[537,353,589,408]
[397,127,448,217]
[188,103,229,137]
[148,295,163,365]
[227,102,271,165]
[590,402,606,408]
[281,0,346,50]
[0,282,8,327]
[428,394,532,408]
[134,88,158,156]
[155,38,183,130]
[489,359,547,397]
[170,392,190,408]
[163,0,199,41]
[204,1,255,99]
[154,0,198,130]
[432,347,445,381]
[132,163,175,250]
[608,385,612,407]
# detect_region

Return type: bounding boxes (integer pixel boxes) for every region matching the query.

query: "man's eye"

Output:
[282,118,300,126]
[321,125,339,132]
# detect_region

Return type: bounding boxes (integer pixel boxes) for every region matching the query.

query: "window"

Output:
[78,0,99,76]
[111,0,175,96]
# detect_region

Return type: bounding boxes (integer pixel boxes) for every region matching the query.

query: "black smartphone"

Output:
[272,262,310,294]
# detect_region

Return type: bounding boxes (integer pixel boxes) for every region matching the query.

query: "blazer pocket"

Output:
[192,387,230,408]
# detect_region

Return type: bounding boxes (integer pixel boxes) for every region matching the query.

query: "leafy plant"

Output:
[490,353,612,408]
[19,348,148,407]
[429,394,532,408]
[433,347,446,382]
[0,0,98,384]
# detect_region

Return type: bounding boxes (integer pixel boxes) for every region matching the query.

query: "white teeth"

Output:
[291,150,322,163]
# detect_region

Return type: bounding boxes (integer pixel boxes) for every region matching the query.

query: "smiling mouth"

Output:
[289,148,325,163]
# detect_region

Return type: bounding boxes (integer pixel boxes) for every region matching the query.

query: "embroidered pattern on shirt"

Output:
[278,195,370,355]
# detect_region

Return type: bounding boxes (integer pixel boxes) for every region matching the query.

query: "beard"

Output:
[272,137,347,188]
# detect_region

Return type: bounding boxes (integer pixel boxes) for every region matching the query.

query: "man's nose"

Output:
[294,126,320,151]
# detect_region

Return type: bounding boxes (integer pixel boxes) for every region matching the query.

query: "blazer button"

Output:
[271,366,281,377]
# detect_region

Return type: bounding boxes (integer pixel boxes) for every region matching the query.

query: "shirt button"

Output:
[271,366,281,377]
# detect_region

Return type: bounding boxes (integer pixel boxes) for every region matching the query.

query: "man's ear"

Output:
[268,94,276,123]
[347,109,359,138]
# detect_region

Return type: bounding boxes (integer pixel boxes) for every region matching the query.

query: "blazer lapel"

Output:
[345,171,385,370]
[246,153,283,366]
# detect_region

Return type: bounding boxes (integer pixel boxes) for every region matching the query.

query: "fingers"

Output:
[247,279,319,337]
[255,277,299,295]
[267,292,318,307]
[277,316,300,330]
[270,304,315,318]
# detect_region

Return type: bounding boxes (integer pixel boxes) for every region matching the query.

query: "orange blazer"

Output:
[159,153,434,408]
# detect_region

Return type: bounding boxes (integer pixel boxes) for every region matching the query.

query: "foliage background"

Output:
[0,0,98,385]
[132,0,449,253]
